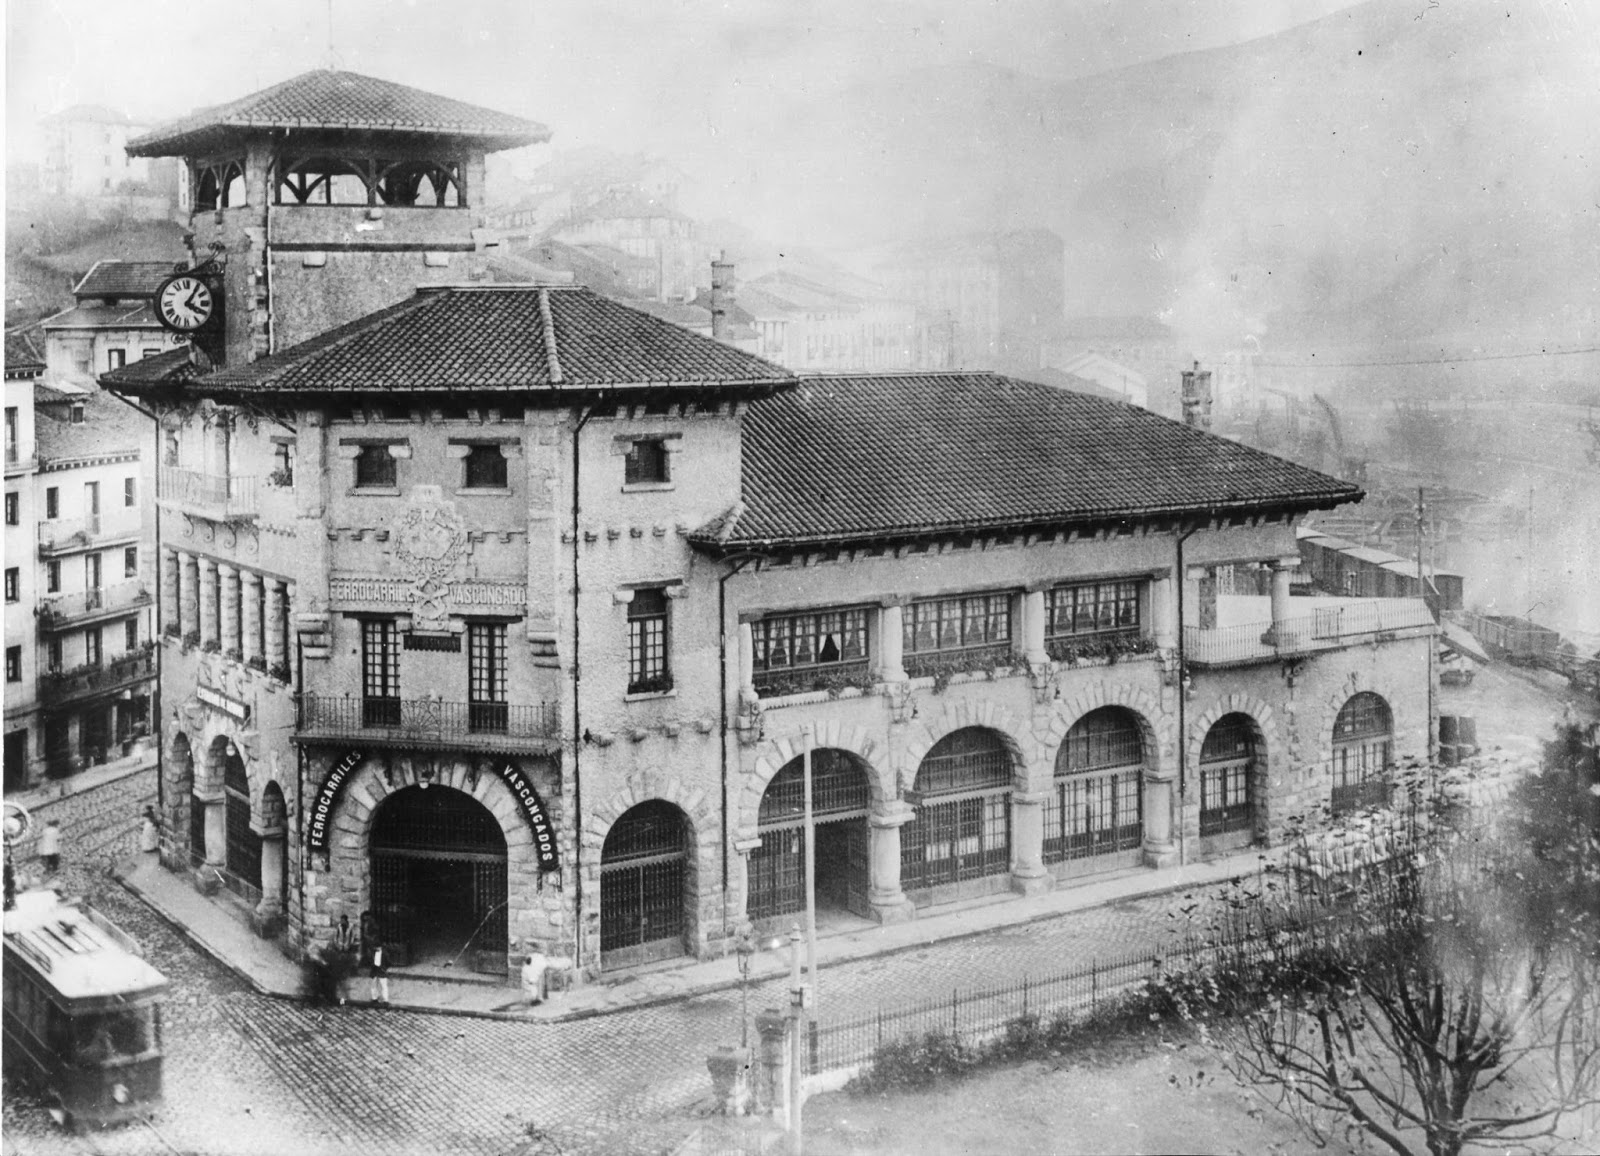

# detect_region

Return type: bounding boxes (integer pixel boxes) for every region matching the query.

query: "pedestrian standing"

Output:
[369,941,390,1006]
[521,945,548,1007]
[332,914,359,1005]
[37,820,61,875]
[139,807,161,855]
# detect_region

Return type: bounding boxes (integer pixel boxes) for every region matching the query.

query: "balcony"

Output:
[296,694,561,754]
[1184,596,1436,668]
[39,646,157,704]
[5,440,36,474]
[38,580,152,630]
[158,466,259,522]
[37,515,139,555]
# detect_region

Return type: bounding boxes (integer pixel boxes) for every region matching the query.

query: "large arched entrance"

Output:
[902,727,1014,903]
[748,750,872,930]
[1332,692,1394,815]
[222,743,261,892]
[1046,707,1145,875]
[600,800,691,969]
[370,786,508,970]
[1199,713,1260,852]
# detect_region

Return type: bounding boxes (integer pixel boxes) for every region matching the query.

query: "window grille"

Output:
[913,728,1012,797]
[1046,708,1145,864]
[1046,580,1141,639]
[354,444,397,488]
[600,801,688,956]
[752,606,870,694]
[462,444,508,489]
[467,622,508,732]
[361,620,401,726]
[624,439,670,485]
[1059,708,1143,773]
[902,729,1013,889]
[1332,694,1394,814]
[902,593,1013,673]
[627,588,671,693]
[758,751,872,826]
[1199,714,1257,838]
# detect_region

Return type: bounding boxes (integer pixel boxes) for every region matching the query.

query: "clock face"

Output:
[156,274,217,333]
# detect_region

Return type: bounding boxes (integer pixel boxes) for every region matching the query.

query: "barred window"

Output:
[354,444,397,489]
[752,606,870,692]
[903,593,1012,658]
[1059,707,1144,773]
[1047,580,1141,638]
[462,444,508,490]
[1332,693,1393,814]
[627,588,671,693]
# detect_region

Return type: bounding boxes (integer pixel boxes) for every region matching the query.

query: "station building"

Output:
[106,69,1436,979]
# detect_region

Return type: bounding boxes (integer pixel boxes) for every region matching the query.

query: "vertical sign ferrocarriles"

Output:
[306,750,364,854]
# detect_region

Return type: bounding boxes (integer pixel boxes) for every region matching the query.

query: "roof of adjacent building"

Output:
[105,285,793,399]
[96,346,202,390]
[42,302,163,332]
[692,372,1361,551]
[5,329,46,377]
[41,104,143,127]
[35,385,146,461]
[73,260,179,300]
[127,69,550,157]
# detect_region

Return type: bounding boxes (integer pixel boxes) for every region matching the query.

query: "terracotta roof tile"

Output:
[695,372,1361,549]
[100,346,202,389]
[128,70,549,156]
[73,261,180,300]
[115,286,792,399]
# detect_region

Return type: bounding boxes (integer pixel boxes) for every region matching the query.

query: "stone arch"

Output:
[899,699,1035,794]
[1184,692,1282,780]
[742,722,893,838]
[1044,683,1169,781]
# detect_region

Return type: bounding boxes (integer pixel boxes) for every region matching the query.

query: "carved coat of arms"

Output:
[389,486,469,630]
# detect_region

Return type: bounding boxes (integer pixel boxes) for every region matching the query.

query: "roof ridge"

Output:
[538,289,564,385]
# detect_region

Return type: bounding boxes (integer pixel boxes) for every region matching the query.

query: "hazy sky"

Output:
[6,0,1361,164]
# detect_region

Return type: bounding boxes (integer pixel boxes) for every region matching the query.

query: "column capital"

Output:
[869,800,916,828]
[242,569,264,588]
[218,561,238,577]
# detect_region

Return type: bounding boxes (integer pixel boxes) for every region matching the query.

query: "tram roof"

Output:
[3,892,168,1002]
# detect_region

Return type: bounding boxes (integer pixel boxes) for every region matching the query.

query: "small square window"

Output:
[624,439,670,485]
[5,647,20,683]
[125,619,139,650]
[354,444,397,489]
[70,404,85,425]
[124,546,139,579]
[124,477,137,506]
[4,568,17,603]
[45,487,59,519]
[46,561,61,594]
[4,492,17,525]
[107,349,126,371]
[463,444,508,490]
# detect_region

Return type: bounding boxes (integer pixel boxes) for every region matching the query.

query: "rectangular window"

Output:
[85,481,100,519]
[125,619,139,650]
[47,639,63,673]
[85,626,103,667]
[45,487,59,519]
[354,444,397,489]
[627,588,672,694]
[360,620,401,725]
[163,431,179,466]
[467,622,508,731]
[752,606,870,695]
[462,444,509,490]
[46,561,61,594]
[902,592,1012,675]
[107,349,126,371]
[124,546,138,579]
[272,441,294,485]
[623,438,670,485]
[3,568,16,603]
[5,647,19,683]
[85,553,102,593]
[1046,580,1142,640]
[5,492,18,525]
[70,403,85,424]
[4,406,15,457]
[124,476,137,506]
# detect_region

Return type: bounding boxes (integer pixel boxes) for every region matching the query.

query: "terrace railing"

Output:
[158,466,259,521]
[1185,598,1435,667]
[297,694,560,751]
[38,580,151,628]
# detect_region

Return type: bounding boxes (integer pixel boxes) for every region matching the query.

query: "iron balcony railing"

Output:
[297,694,560,749]
[1184,599,1436,667]
[38,580,151,628]
[38,647,157,703]
[36,514,139,554]
[158,466,260,520]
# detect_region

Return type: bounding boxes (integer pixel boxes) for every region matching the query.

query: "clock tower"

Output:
[126,70,549,369]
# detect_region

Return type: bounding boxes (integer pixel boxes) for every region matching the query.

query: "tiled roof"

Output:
[74,261,180,300]
[100,346,202,389]
[114,286,793,399]
[5,329,46,376]
[694,372,1361,550]
[127,70,550,156]
[36,387,146,461]
[42,302,163,331]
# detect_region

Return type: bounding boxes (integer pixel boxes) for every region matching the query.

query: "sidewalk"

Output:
[114,846,1274,1024]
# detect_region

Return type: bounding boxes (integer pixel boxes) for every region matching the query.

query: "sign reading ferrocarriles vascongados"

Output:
[307,750,364,854]
[499,761,559,872]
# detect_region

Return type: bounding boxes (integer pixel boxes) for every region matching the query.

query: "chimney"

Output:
[710,252,734,342]
[1181,360,1213,431]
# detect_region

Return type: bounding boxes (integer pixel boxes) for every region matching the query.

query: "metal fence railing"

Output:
[298,693,561,746]
[159,466,260,519]
[1185,598,1436,666]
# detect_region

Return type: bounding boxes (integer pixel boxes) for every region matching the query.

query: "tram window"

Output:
[75,1007,152,1062]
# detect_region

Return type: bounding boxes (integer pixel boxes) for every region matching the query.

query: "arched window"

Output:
[600,801,690,965]
[902,728,1012,892]
[1046,708,1144,869]
[1199,714,1258,844]
[749,751,872,922]
[223,746,261,889]
[1332,692,1393,814]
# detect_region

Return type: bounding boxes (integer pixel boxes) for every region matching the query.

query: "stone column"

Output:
[1142,772,1179,868]
[867,801,916,924]
[1264,557,1298,645]
[876,603,907,683]
[160,548,179,631]
[219,563,241,657]
[1151,575,1177,650]
[179,551,199,638]
[242,571,264,665]
[1022,589,1048,665]
[256,835,284,919]
[198,558,219,647]
[265,580,288,673]
[736,622,756,701]
[1009,790,1052,896]
[202,797,226,867]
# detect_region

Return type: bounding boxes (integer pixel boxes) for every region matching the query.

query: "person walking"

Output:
[139,807,161,855]
[36,820,61,875]
[521,945,548,1008]
[332,914,359,1006]
[368,940,390,1006]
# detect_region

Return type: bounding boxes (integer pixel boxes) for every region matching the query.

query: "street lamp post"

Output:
[735,931,756,1048]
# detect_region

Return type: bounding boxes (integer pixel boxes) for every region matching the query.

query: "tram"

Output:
[2,888,168,1129]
